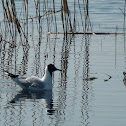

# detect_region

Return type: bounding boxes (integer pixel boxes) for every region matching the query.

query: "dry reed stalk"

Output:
[10,0,21,34]
[23,0,28,12]
[78,0,84,32]
[43,0,50,32]
[86,0,88,16]
[6,0,13,22]
[53,0,57,32]
[62,0,69,14]
[2,0,9,22]
[61,2,65,33]
[73,0,76,32]
[2,0,16,46]
[83,0,92,32]
[19,9,62,21]
[61,0,73,34]
[85,0,89,31]
[48,32,126,35]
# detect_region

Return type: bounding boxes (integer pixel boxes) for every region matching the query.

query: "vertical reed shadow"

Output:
[81,34,92,125]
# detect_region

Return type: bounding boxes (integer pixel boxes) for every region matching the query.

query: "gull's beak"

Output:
[56,68,62,71]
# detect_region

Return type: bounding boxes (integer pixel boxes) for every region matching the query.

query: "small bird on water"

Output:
[123,72,126,86]
[5,64,61,91]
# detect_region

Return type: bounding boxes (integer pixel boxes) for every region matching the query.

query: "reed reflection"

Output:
[53,35,72,125]
[19,46,30,75]
[61,35,71,82]
[81,35,91,125]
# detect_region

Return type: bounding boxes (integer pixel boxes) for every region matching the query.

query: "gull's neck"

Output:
[42,66,52,89]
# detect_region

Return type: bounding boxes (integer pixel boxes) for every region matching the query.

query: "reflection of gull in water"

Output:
[10,90,55,114]
[123,72,126,86]
[5,64,61,91]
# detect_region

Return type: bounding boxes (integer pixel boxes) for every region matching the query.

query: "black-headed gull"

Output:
[5,64,61,91]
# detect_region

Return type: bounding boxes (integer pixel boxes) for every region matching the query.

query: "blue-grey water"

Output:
[0,0,126,126]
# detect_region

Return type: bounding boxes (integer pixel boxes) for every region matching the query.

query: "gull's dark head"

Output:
[47,64,61,76]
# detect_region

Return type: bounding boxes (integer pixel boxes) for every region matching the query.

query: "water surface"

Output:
[0,0,126,126]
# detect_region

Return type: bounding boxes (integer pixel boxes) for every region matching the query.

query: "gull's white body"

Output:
[6,64,60,91]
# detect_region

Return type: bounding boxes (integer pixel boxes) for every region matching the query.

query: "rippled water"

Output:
[0,0,126,126]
